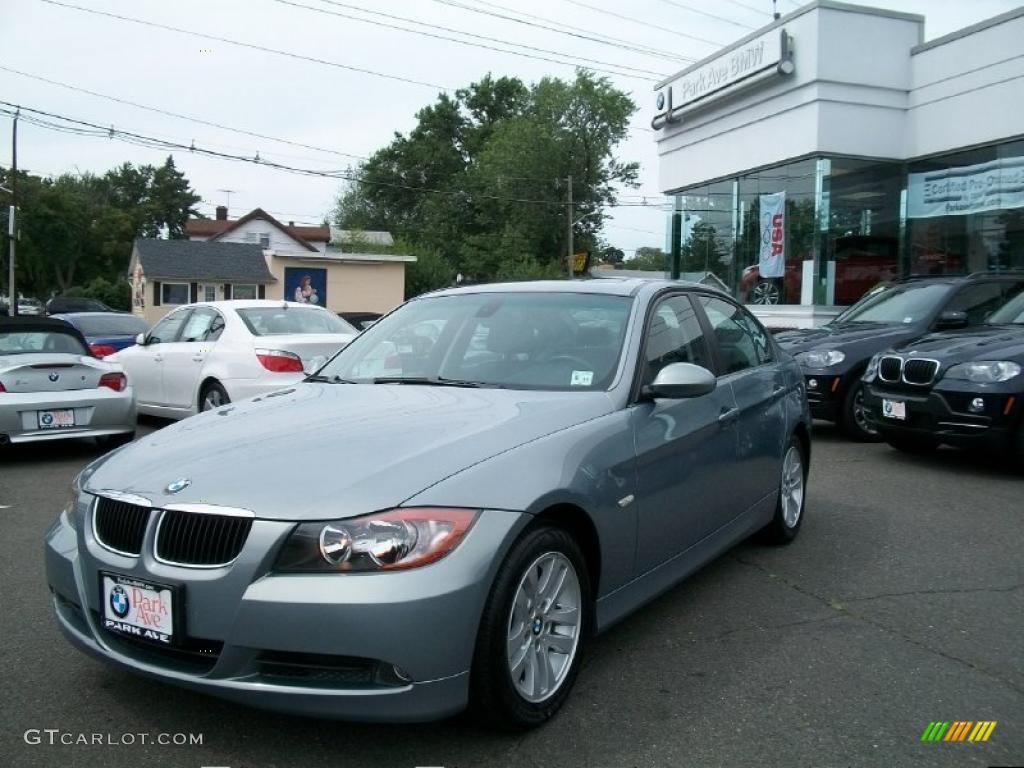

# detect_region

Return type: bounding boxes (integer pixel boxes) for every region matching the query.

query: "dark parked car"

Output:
[46,279,810,726]
[776,273,1024,440]
[52,312,149,358]
[45,296,117,315]
[339,311,383,330]
[862,289,1024,461]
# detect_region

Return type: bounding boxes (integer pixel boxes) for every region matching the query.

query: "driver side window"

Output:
[147,309,189,345]
[642,295,712,385]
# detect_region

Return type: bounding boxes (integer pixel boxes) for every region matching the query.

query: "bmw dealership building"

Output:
[652,1,1024,327]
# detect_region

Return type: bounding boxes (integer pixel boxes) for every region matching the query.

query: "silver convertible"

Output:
[45,279,811,727]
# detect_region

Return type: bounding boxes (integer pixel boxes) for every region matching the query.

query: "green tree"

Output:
[333,70,638,283]
[627,246,667,271]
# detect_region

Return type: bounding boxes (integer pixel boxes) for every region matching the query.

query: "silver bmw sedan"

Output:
[44,279,811,727]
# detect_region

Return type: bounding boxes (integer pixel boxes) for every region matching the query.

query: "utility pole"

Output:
[8,109,17,315]
[566,174,573,279]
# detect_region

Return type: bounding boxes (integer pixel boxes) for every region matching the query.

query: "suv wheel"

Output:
[841,381,881,442]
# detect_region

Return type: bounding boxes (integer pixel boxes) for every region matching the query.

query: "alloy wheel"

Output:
[202,388,224,411]
[852,387,878,437]
[781,445,805,528]
[506,551,582,704]
[752,281,781,305]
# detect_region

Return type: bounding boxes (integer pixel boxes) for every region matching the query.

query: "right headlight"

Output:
[943,361,1022,384]
[275,507,479,572]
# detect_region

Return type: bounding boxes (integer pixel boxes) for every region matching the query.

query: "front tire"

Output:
[199,381,230,412]
[841,381,881,442]
[470,525,591,729]
[751,279,781,305]
[760,437,807,545]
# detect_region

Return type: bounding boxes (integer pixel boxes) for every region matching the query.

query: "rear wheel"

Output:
[841,381,881,442]
[886,435,939,454]
[199,381,230,412]
[751,280,781,305]
[760,437,807,545]
[470,525,590,729]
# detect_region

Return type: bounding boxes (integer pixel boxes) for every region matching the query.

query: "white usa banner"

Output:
[758,191,786,279]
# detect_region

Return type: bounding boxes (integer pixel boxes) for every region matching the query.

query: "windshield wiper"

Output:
[370,376,494,388]
[305,374,356,383]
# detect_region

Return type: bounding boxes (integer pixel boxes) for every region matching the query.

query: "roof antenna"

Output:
[773,0,780,20]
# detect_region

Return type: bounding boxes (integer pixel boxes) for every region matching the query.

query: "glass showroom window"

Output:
[906,139,1024,276]
[161,282,189,305]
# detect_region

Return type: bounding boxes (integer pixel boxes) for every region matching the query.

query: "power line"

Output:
[557,0,726,48]
[654,0,756,30]
[0,102,664,211]
[722,0,772,17]
[277,0,665,80]
[35,0,452,92]
[430,0,696,64]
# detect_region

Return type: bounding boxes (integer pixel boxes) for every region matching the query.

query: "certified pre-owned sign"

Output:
[652,28,794,130]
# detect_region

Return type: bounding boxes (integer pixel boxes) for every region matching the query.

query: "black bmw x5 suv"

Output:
[776,273,1024,441]
[862,289,1024,464]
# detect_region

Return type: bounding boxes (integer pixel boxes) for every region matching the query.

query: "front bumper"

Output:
[45,498,528,721]
[0,388,136,444]
[862,383,1021,450]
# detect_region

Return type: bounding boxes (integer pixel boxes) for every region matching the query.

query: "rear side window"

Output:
[0,330,88,355]
[179,309,224,342]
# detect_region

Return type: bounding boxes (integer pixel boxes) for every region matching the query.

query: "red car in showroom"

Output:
[738,236,899,305]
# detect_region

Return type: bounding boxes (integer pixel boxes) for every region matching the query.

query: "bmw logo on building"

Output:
[109,585,130,618]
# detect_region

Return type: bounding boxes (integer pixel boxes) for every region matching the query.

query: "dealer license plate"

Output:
[37,409,75,429]
[101,573,175,645]
[882,399,907,421]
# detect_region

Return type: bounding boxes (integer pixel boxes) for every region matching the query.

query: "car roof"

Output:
[176,299,335,311]
[425,277,714,299]
[51,311,133,319]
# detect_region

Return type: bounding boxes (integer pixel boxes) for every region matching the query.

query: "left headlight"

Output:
[797,349,846,368]
[275,507,479,572]
[943,361,1022,384]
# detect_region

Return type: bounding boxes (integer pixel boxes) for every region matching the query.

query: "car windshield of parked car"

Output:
[237,307,356,336]
[986,291,1024,324]
[0,329,88,356]
[832,282,951,324]
[318,291,633,391]
[70,315,149,336]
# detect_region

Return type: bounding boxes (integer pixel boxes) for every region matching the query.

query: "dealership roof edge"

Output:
[911,5,1024,54]
[654,1,925,90]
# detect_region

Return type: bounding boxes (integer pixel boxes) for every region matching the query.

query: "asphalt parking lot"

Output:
[1,421,1021,768]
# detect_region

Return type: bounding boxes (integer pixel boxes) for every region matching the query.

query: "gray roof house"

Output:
[129,238,277,324]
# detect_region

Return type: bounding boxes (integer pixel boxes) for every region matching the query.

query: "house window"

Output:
[246,232,271,248]
[161,282,190,305]
[232,284,258,300]
[202,284,217,302]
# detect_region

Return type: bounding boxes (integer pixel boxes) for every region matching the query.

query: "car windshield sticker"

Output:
[571,370,594,386]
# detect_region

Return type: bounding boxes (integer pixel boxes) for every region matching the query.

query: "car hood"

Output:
[775,322,922,358]
[892,325,1024,364]
[84,383,615,520]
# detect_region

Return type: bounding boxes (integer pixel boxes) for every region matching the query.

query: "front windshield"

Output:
[832,282,952,324]
[987,291,1024,325]
[318,291,634,391]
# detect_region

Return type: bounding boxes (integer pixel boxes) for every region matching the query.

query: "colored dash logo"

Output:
[921,720,997,742]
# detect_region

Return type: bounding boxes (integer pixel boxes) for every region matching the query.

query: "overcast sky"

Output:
[0,0,1019,258]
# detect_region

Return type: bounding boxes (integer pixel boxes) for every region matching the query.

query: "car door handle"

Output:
[192,356,204,362]
[718,407,740,425]
[153,355,163,363]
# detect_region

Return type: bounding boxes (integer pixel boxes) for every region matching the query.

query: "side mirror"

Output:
[934,310,968,330]
[135,332,147,346]
[643,362,717,399]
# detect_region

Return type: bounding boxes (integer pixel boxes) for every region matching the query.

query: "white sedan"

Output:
[110,300,357,419]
